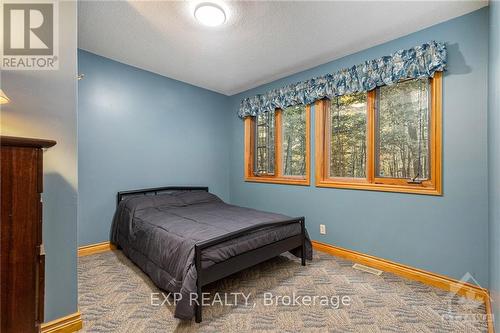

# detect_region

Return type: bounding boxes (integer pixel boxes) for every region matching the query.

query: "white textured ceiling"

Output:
[78,1,487,95]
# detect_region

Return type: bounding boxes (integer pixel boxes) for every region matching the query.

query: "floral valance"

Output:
[238,41,446,118]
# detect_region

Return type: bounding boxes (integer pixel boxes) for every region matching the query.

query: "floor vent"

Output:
[352,263,383,276]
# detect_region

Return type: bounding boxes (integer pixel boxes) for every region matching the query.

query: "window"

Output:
[376,79,429,180]
[328,92,368,179]
[244,105,310,185]
[282,105,307,177]
[255,111,275,175]
[315,72,442,195]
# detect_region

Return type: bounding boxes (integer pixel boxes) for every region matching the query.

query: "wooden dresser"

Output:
[1,136,56,333]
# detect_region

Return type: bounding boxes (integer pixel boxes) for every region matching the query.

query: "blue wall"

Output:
[0,2,78,322]
[78,50,231,246]
[488,0,500,324]
[228,8,490,286]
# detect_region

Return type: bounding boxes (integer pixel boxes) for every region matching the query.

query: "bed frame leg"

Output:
[195,245,203,323]
[300,217,306,266]
[195,302,202,323]
[195,282,202,323]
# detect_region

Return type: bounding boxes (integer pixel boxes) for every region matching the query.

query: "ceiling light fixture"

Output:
[194,3,226,27]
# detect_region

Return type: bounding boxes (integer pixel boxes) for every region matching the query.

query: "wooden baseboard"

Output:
[78,241,115,257]
[40,311,82,333]
[312,240,495,333]
[484,291,496,333]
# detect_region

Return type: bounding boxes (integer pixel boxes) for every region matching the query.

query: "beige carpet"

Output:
[78,250,488,332]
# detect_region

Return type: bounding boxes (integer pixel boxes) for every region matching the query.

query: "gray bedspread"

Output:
[111,191,312,320]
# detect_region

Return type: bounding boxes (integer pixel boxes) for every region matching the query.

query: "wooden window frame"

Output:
[315,72,442,195]
[244,105,311,186]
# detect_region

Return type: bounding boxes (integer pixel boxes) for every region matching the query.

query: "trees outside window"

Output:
[243,72,441,194]
[328,92,368,179]
[244,105,310,185]
[282,105,307,177]
[255,111,275,175]
[376,79,430,180]
[315,72,442,195]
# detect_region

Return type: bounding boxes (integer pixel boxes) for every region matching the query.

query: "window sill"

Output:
[245,176,310,186]
[315,179,442,196]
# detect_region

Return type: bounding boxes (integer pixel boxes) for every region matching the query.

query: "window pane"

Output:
[376,79,430,180]
[328,93,367,178]
[282,105,306,176]
[255,111,275,175]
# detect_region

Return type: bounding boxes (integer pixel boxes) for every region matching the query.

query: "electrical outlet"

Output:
[320,224,326,235]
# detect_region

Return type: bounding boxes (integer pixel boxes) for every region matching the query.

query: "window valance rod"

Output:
[238,41,446,119]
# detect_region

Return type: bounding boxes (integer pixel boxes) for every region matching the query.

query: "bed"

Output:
[111,186,312,322]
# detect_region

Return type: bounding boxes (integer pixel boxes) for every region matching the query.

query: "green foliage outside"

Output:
[256,111,275,175]
[329,93,367,178]
[254,78,430,180]
[377,79,429,179]
[282,105,306,176]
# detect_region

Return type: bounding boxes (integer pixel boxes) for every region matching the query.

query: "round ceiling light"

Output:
[194,3,226,27]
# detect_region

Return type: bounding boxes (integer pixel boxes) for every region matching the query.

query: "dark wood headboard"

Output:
[116,186,209,206]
